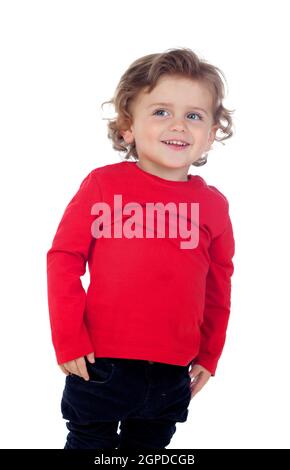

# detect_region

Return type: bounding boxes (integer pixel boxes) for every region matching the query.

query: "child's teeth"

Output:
[164,140,187,146]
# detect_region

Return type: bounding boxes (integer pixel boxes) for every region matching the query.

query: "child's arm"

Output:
[46,170,101,372]
[193,203,235,378]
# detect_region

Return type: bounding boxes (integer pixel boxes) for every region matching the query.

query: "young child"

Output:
[46,47,235,450]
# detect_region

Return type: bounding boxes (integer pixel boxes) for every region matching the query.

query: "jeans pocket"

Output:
[68,357,115,385]
[85,357,115,384]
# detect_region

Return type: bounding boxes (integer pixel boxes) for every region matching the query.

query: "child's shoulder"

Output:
[75,162,125,196]
[195,175,229,208]
[89,161,128,178]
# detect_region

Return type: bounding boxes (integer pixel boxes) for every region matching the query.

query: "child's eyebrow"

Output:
[147,102,209,116]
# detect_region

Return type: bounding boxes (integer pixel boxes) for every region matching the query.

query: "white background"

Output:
[0,0,289,449]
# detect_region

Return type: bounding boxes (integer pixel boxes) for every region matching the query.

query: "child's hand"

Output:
[59,352,95,381]
[188,363,211,399]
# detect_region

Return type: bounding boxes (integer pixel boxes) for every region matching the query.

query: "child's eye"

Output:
[187,112,203,121]
[153,109,168,117]
[153,109,203,121]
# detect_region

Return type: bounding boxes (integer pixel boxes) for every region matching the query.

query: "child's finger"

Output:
[86,352,95,363]
[66,361,80,376]
[75,357,90,381]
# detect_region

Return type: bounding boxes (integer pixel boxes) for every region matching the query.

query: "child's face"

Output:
[122,74,218,172]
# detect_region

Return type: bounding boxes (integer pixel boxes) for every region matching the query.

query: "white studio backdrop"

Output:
[0,0,289,449]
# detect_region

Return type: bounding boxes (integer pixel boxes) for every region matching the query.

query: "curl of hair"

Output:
[101,47,235,166]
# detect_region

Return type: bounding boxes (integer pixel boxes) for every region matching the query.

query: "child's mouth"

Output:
[161,141,190,151]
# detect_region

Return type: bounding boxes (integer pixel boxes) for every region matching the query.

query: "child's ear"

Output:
[121,129,134,144]
[206,124,219,150]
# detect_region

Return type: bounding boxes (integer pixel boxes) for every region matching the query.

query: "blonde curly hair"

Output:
[101,47,235,166]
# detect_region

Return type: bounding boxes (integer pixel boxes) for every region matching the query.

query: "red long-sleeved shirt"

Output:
[46,161,235,376]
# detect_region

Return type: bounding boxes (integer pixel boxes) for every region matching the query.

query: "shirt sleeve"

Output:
[46,170,101,364]
[193,206,235,376]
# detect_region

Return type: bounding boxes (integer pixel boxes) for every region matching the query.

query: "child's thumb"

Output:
[86,352,95,363]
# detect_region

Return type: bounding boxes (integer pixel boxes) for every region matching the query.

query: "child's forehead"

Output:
[135,76,214,108]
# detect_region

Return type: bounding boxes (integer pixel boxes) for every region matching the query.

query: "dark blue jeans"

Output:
[61,356,192,449]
